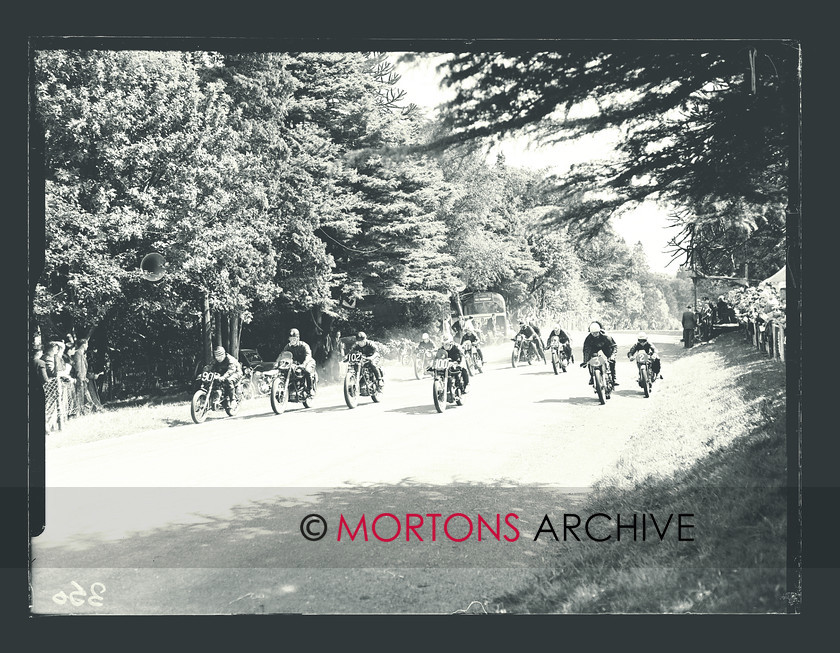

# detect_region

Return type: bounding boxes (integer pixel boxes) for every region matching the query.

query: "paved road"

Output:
[31,331,682,614]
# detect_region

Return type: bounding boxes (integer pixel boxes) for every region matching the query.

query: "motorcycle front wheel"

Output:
[190,390,209,424]
[344,374,359,409]
[640,366,650,398]
[594,371,606,405]
[414,357,423,380]
[552,354,560,375]
[433,378,446,413]
[270,376,289,414]
[225,397,240,417]
[511,349,518,368]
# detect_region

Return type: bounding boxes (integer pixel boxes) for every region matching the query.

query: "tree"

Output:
[420,44,796,276]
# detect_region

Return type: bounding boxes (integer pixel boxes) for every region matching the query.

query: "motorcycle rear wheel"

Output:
[270,376,289,414]
[433,379,446,413]
[344,374,359,409]
[190,390,209,424]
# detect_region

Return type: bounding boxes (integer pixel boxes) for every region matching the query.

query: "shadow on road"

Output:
[385,404,440,416]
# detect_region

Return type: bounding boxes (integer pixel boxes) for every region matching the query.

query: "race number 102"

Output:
[52,581,106,607]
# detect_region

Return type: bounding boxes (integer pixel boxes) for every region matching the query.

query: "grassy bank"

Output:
[497,331,793,613]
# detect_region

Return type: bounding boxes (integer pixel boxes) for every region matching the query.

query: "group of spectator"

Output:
[32,332,104,426]
[681,295,738,348]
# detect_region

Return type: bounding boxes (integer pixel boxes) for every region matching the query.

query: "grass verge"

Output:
[496,331,794,613]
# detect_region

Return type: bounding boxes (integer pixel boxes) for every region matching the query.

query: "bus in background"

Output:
[451,291,509,344]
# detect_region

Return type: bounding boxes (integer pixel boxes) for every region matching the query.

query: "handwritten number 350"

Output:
[52,581,106,607]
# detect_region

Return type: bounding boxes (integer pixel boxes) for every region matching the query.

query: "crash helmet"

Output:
[443,337,454,349]
[356,331,367,344]
[588,322,601,335]
[421,332,430,342]
[553,324,561,332]
[213,346,226,361]
[637,332,648,342]
[289,328,300,342]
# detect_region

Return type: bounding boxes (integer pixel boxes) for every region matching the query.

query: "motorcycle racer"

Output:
[417,332,436,353]
[626,331,663,379]
[581,321,619,386]
[438,337,470,393]
[279,328,317,396]
[516,320,543,361]
[348,331,385,389]
[545,323,574,363]
[459,326,484,366]
[210,345,243,403]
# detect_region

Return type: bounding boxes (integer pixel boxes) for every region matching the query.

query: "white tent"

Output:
[761,265,786,291]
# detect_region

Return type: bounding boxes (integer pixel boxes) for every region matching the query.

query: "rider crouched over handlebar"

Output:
[434,338,470,393]
[545,323,574,363]
[626,331,663,379]
[417,332,436,353]
[459,326,483,364]
[348,332,385,389]
[210,345,243,402]
[279,328,317,396]
[580,321,619,386]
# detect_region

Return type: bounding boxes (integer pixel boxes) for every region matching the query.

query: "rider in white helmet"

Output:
[627,331,663,379]
[545,322,573,363]
[581,321,619,385]
[418,332,436,353]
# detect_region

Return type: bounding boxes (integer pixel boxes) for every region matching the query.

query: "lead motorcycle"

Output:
[511,334,538,368]
[431,355,466,413]
[461,339,483,375]
[633,349,654,398]
[270,351,317,414]
[190,370,246,423]
[585,351,614,405]
[548,335,569,375]
[343,351,381,409]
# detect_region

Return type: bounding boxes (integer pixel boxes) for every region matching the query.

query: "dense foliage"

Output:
[421,43,795,279]
[32,49,698,396]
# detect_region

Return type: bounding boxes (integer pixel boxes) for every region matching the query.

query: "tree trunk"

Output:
[213,311,222,349]
[229,313,240,359]
[202,290,212,365]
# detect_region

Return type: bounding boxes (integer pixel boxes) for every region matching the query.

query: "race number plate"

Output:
[348,352,364,364]
[434,358,449,370]
[201,371,214,382]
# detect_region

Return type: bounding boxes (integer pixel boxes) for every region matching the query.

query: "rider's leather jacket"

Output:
[440,344,464,365]
[282,341,314,366]
[349,341,379,358]
[627,341,658,357]
[460,332,480,345]
[546,328,571,346]
[582,331,618,361]
[211,354,243,380]
[517,324,537,339]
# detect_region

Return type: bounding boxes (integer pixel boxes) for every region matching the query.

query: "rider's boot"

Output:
[610,360,619,386]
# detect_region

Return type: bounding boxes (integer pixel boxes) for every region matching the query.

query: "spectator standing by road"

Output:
[72,338,102,414]
[681,305,697,348]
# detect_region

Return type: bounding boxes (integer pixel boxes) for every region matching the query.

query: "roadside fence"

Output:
[745,317,785,362]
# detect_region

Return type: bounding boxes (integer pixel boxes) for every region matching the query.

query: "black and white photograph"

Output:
[27,38,801,615]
